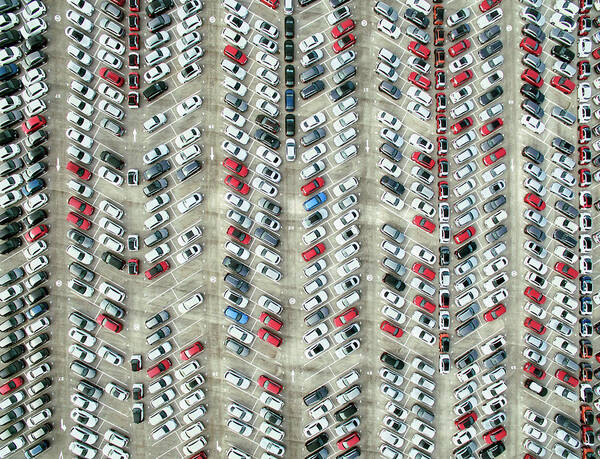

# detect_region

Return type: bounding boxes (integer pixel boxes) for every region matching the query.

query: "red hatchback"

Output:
[66,161,92,180]
[180,341,204,360]
[333,34,356,53]
[520,36,542,56]
[480,118,503,136]
[380,320,403,337]
[555,369,578,387]
[455,412,477,430]
[484,303,506,322]
[482,147,506,165]
[524,362,546,380]
[68,196,94,215]
[0,376,23,395]
[224,175,249,194]
[521,68,543,88]
[222,158,248,177]
[100,67,125,87]
[408,71,431,90]
[331,19,355,38]
[145,260,170,279]
[96,313,123,333]
[302,243,325,262]
[21,115,46,134]
[147,358,171,378]
[258,328,282,347]
[551,76,575,94]
[450,69,473,87]
[67,212,91,230]
[25,224,48,243]
[224,45,248,65]
[454,226,475,244]
[259,312,283,331]
[334,308,359,327]
[413,215,435,233]
[524,287,546,305]
[524,192,545,211]
[337,432,360,451]
[524,316,546,334]
[448,39,470,57]
[414,295,436,313]
[483,426,507,444]
[451,117,474,135]
[408,41,430,59]
[258,375,282,394]
[412,263,435,281]
[227,225,251,244]
[554,262,578,279]
[411,151,435,169]
[301,177,325,196]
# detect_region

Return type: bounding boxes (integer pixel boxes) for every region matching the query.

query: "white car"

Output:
[177,95,203,117]
[178,192,203,214]
[299,33,324,53]
[377,18,401,39]
[301,112,326,132]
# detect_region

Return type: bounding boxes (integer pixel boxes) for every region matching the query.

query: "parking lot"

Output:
[0,0,596,457]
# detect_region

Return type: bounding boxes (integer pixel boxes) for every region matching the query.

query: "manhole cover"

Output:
[55,280,62,287]
[511,271,517,277]
[210,276,216,283]
[54,15,61,22]
[506,25,512,32]
[361,20,367,26]
[289,298,296,305]
[209,16,216,23]
[366,274,373,281]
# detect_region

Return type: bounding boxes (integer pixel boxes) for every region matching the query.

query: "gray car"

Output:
[0,267,23,287]
[456,303,480,322]
[480,133,503,152]
[224,273,250,293]
[225,337,249,357]
[300,64,325,83]
[305,306,330,326]
[483,195,506,213]
[333,65,356,85]
[254,227,280,248]
[456,317,480,337]
[69,262,95,283]
[300,80,325,100]
[301,128,326,147]
[551,107,576,125]
[524,224,545,242]
[145,310,169,329]
[380,223,405,243]
[144,228,169,247]
[555,200,578,219]
[176,160,201,182]
[455,349,479,369]
[224,92,248,112]
[485,224,507,243]
[522,53,545,73]
[67,229,94,249]
[478,40,502,59]
[144,160,171,181]
[483,350,506,369]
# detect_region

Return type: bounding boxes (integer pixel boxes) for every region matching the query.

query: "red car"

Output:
[413,215,435,233]
[414,295,436,313]
[408,41,430,59]
[128,0,139,10]
[524,362,546,380]
[448,39,471,57]
[455,412,477,430]
[524,316,546,334]
[337,432,360,451]
[334,308,359,327]
[224,45,248,65]
[129,14,140,32]
[127,258,139,275]
[380,320,403,337]
[147,358,171,378]
[222,158,248,177]
[301,177,325,196]
[554,262,578,279]
[66,161,92,180]
[483,426,507,444]
[482,147,506,165]
[580,168,592,186]
[451,69,474,87]
[180,341,204,360]
[258,375,282,394]
[25,224,48,243]
[302,243,325,262]
[0,376,23,395]
[484,303,506,322]
[68,196,94,215]
[524,192,545,211]
[593,47,600,59]
[411,151,435,169]
[224,175,250,194]
[451,117,474,134]
[145,260,170,279]
[96,313,123,333]
[524,287,546,305]
[437,115,447,134]
[100,67,125,87]
[480,118,503,136]
[408,71,431,90]
[258,328,282,347]
[551,76,575,94]
[520,36,542,56]
[259,0,279,8]
[555,369,578,387]
[454,226,475,244]
[129,32,140,50]
[259,312,282,331]
[331,19,355,38]
[521,68,543,88]
[579,15,591,36]
[579,146,591,165]
[227,225,251,245]
[67,212,91,230]
[333,34,356,53]
[21,115,46,134]
[412,263,435,281]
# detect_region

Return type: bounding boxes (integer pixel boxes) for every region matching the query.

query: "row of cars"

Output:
[0,1,54,458]
[518,0,597,457]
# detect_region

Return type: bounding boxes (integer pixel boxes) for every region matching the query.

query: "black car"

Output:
[0,222,21,240]
[0,127,17,145]
[552,137,574,155]
[521,99,544,119]
[379,143,402,161]
[334,403,358,422]
[0,0,19,14]
[522,145,543,164]
[379,80,401,99]
[284,39,294,62]
[305,433,328,453]
[285,114,295,137]
[303,385,328,406]
[224,273,250,293]
[285,65,294,87]
[301,128,325,147]
[522,23,545,42]
[478,40,502,59]
[100,150,125,170]
[24,210,46,228]
[143,178,168,197]
[224,92,248,112]
[0,79,21,97]
[555,414,580,434]
[254,129,280,149]
[552,45,575,63]
[479,85,503,106]
[555,200,578,219]
[380,351,404,370]
[254,227,279,247]
[300,80,325,99]
[479,442,505,459]
[101,252,126,270]
[455,241,476,259]
[222,256,250,277]
[521,83,544,104]
[144,160,171,181]
[449,23,470,41]
[439,246,450,266]
[383,273,405,292]
[553,229,576,248]
[300,64,325,83]
[255,114,279,134]
[143,81,168,101]
[0,30,21,48]
[380,175,405,195]
[176,160,201,182]
[284,16,294,38]
[329,80,355,102]
[0,357,24,378]
[146,0,173,17]
[404,8,429,29]
[524,224,545,242]
[478,25,501,45]
[0,344,24,363]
